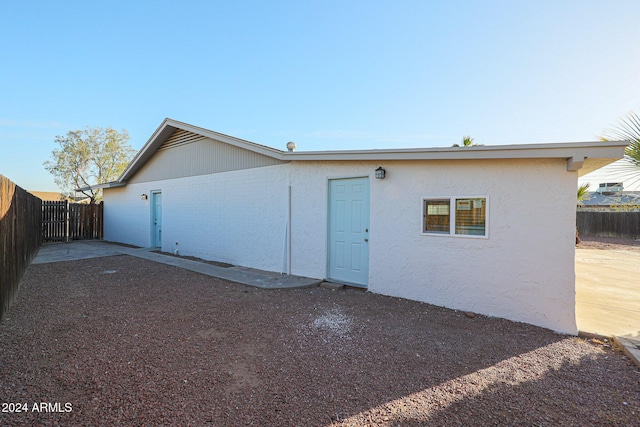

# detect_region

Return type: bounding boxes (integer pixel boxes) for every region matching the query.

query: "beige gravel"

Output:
[1,255,639,426]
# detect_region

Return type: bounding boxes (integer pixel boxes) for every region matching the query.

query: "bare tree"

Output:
[44,126,136,203]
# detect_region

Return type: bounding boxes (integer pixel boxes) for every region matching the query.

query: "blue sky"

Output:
[1,0,639,192]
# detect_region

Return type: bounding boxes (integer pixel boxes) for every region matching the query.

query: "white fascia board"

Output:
[118,118,177,182]
[282,140,628,162]
[76,181,126,192]
[283,140,627,176]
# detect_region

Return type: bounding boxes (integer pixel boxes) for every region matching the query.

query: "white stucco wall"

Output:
[364,159,578,334]
[104,164,290,271]
[104,158,578,334]
[283,159,577,334]
[104,185,152,247]
[287,162,374,279]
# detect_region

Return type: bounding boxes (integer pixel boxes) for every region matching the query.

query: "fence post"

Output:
[64,200,69,243]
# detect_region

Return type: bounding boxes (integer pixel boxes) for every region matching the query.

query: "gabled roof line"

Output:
[112,118,628,186]
[118,118,286,182]
[164,119,284,157]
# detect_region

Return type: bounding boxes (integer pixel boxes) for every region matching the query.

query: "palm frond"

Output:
[577,182,590,202]
[599,112,640,187]
[602,112,640,161]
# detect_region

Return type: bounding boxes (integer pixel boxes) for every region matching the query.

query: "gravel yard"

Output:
[1,255,639,426]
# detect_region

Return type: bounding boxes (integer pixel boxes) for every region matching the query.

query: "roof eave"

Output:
[283,140,628,160]
[111,117,629,188]
[118,118,287,182]
[76,181,127,192]
[282,140,628,176]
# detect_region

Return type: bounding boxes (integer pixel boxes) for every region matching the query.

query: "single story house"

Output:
[94,118,626,334]
[578,183,640,212]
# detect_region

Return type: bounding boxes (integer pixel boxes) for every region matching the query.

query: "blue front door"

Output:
[328,177,370,287]
[151,191,162,247]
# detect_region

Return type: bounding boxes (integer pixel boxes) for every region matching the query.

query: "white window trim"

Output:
[421,196,489,239]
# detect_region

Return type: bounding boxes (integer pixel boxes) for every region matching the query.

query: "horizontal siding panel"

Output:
[129,130,287,184]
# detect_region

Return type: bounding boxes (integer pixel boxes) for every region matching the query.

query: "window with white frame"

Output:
[422,197,487,237]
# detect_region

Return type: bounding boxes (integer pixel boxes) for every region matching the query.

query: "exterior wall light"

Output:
[141,194,148,200]
[375,167,386,179]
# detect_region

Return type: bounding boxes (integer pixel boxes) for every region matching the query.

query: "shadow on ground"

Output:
[1,256,638,426]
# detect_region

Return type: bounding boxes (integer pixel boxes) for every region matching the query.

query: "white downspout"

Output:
[282,182,293,275]
[287,184,292,275]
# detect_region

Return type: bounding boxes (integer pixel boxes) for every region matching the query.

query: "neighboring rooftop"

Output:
[579,185,640,210]
[27,191,92,204]
[27,191,70,201]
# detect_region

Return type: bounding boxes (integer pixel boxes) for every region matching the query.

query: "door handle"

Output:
[364,238,368,242]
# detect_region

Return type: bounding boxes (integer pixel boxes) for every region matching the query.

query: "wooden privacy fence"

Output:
[42,201,103,242]
[576,211,640,240]
[0,175,42,320]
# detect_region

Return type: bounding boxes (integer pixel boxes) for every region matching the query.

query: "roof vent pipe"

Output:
[286,141,297,152]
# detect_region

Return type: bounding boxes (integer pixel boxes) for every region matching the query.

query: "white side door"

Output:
[327,177,370,287]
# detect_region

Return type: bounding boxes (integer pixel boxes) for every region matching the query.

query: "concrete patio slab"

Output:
[32,241,124,264]
[614,336,640,369]
[576,248,640,368]
[576,248,640,339]
[32,241,322,290]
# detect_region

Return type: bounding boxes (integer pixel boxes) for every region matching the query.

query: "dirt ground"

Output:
[1,255,639,426]
[577,235,640,253]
